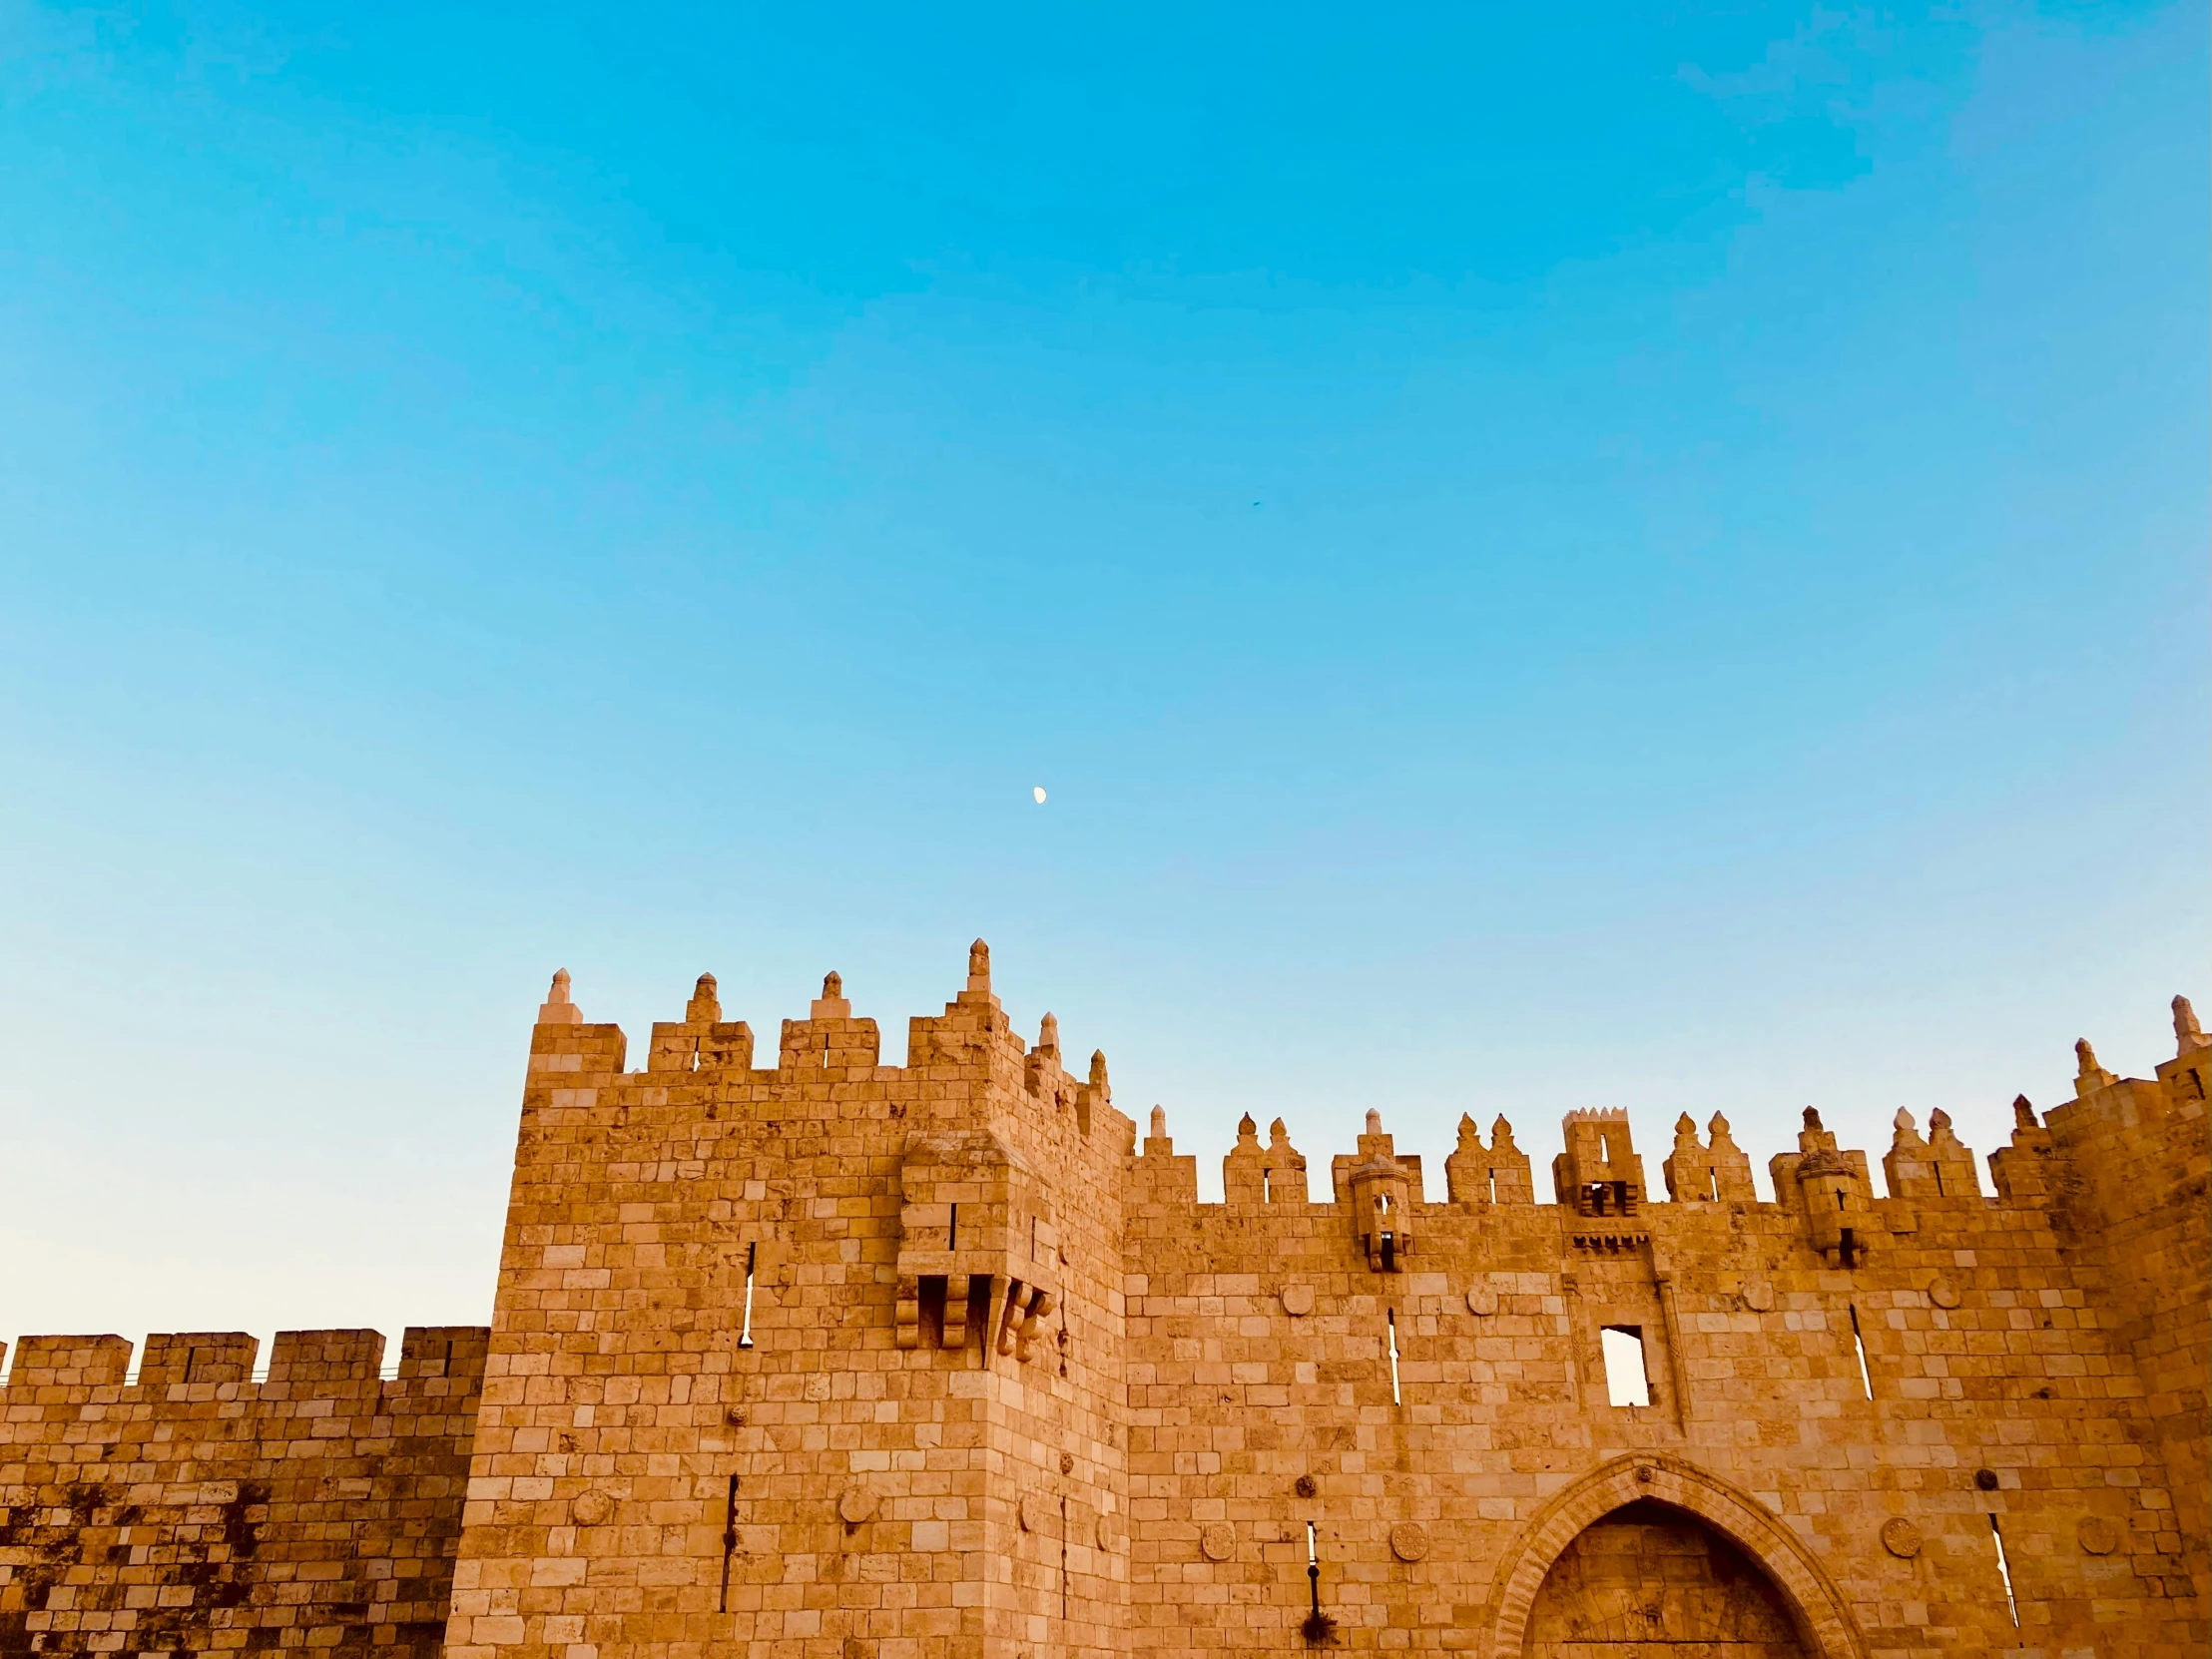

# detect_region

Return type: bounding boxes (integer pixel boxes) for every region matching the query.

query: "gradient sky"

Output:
[1,2,2205,1356]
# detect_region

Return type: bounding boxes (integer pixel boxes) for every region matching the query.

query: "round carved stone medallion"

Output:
[1295,1474,1319,1499]
[1200,1522,1235,1561]
[1389,1522,1430,1563]
[837,1488,878,1525]
[1744,1283,1776,1313]
[1280,1284,1316,1318]
[570,1488,614,1526]
[1880,1517,1923,1559]
[1930,1282,1962,1310]
[1465,1287,1498,1317]
[2077,1516,2120,1556]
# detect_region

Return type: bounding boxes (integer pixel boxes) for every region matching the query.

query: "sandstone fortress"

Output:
[3,946,2206,1658]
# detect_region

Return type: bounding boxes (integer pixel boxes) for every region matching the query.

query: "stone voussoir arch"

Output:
[1479,1453,1869,1659]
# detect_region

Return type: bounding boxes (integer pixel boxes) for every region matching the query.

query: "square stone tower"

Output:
[443,947,1131,1659]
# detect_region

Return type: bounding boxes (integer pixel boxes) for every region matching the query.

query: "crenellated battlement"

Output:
[0,1326,486,1655]
[524,949,2207,1279]
[0,1325,488,1394]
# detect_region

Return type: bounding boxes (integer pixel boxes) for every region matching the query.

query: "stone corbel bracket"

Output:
[895,1127,1059,1363]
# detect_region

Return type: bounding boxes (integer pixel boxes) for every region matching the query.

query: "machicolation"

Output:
[4,943,2206,1657]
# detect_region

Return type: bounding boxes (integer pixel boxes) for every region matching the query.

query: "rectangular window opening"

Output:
[1601,1326,1651,1407]
[1989,1514,2019,1627]
[1386,1309,1402,1405]
[1708,1169,1720,1202]
[947,1203,957,1252]
[1487,1172,1497,1203]
[738,1242,758,1350]
[1263,1171,1272,1203]
[1849,1305,1874,1400]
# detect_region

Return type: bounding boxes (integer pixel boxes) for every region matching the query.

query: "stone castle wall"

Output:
[0,1328,484,1654]
[2,947,2205,1659]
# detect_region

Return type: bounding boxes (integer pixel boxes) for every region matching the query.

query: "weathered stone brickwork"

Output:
[0,1328,484,1653]
[4,949,2205,1659]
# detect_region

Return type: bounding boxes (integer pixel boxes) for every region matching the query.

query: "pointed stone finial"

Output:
[1894,1107,1917,1135]
[1089,1049,1109,1089]
[1236,1113,1259,1144]
[1674,1112,1698,1140]
[1365,1109,1382,1137]
[1149,1105,1168,1142]
[686,972,722,1024]
[1269,1117,1292,1146]
[1803,1107,1823,1130]
[2075,1038,2099,1076]
[1491,1115,1519,1152]
[2011,1094,2037,1131]
[811,971,851,1021]
[1928,1107,1956,1143]
[1038,1012,1059,1054]
[537,968,582,1026]
[967,938,992,994]
[2176,994,2207,1053]
[1707,1112,1736,1146]
[1456,1113,1483,1150]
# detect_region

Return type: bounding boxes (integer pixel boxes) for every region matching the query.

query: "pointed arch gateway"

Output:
[1479,1455,1868,1659]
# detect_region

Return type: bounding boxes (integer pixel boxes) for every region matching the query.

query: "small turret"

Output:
[1553,1109,1645,1217]
[1342,1111,1415,1271]
[1785,1109,1876,1268]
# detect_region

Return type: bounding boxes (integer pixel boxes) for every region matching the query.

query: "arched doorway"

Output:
[1479,1456,1865,1659]
[1524,1497,1807,1655]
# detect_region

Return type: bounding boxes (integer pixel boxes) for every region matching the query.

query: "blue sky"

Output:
[1,2,2204,1349]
